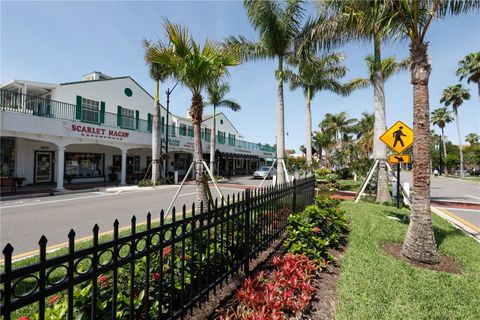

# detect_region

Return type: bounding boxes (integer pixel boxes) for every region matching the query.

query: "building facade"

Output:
[0,72,275,190]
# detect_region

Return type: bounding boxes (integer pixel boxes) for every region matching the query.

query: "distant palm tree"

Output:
[430,107,454,175]
[144,39,170,185]
[146,21,240,208]
[312,130,335,168]
[354,112,375,159]
[440,84,471,178]
[283,53,352,166]
[225,0,305,184]
[465,133,479,145]
[318,0,402,203]
[206,81,241,175]
[456,52,480,100]
[320,111,356,168]
[388,0,480,265]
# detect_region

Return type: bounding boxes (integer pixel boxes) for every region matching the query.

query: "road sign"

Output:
[388,154,411,164]
[380,121,414,154]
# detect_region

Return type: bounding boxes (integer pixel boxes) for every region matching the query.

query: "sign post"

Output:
[380,121,414,209]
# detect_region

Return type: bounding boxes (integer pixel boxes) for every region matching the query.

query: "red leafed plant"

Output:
[221,253,317,320]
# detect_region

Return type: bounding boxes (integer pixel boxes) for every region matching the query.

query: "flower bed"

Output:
[216,196,349,320]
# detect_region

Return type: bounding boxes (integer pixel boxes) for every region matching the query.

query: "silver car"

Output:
[253,166,276,179]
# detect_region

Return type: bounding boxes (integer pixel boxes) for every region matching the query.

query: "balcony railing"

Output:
[1,89,276,154]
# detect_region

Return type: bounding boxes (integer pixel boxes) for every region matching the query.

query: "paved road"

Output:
[1,176,272,258]
[400,171,480,204]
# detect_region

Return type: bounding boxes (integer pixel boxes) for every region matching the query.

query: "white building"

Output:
[0,72,275,190]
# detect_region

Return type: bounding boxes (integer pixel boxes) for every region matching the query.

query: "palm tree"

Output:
[388,0,480,264]
[465,133,479,145]
[354,112,375,159]
[317,0,404,203]
[225,0,305,184]
[320,111,356,168]
[440,84,471,178]
[144,40,170,185]
[146,21,240,208]
[206,81,241,175]
[430,107,454,175]
[283,53,351,166]
[456,52,480,100]
[312,130,335,168]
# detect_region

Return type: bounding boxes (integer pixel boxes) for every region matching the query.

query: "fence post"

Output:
[38,236,47,320]
[244,189,251,275]
[2,244,14,320]
[292,178,297,213]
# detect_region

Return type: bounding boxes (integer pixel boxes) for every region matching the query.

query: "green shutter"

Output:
[147,113,152,132]
[99,101,105,124]
[76,96,82,120]
[117,106,122,127]
[135,110,140,130]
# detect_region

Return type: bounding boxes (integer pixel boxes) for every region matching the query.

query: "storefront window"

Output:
[0,138,15,177]
[65,153,104,178]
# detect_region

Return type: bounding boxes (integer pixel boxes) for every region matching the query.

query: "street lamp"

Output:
[164,81,179,178]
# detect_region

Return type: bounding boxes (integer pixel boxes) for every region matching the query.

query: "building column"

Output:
[121,149,127,185]
[56,146,65,191]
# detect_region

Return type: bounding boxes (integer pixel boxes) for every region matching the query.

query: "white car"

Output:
[253,166,276,179]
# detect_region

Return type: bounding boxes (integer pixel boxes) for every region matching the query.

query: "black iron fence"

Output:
[0,177,315,319]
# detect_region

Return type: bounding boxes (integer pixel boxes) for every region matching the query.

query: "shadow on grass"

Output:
[383,209,410,225]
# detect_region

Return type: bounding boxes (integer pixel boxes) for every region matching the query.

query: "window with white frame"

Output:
[82,98,99,123]
[122,107,135,129]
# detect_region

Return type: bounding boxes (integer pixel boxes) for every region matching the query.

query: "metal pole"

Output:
[439,138,443,175]
[164,81,179,178]
[396,163,401,209]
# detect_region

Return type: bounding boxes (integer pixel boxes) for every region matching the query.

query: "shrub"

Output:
[285,196,348,262]
[335,168,353,179]
[220,253,317,320]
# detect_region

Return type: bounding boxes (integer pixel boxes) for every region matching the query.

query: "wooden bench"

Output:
[0,178,17,193]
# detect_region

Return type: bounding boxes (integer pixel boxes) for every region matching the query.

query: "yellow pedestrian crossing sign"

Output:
[380,121,414,154]
[388,154,411,164]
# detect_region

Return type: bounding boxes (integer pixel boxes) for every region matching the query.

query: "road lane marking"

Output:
[441,207,480,212]
[437,208,480,232]
[177,192,196,197]
[466,194,480,200]
[0,193,109,209]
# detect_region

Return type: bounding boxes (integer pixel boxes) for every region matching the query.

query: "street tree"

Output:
[466,133,479,146]
[283,53,352,166]
[387,0,480,264]
[440,84,471,178]
[430,107,454,175]
[225,0,305,184]
[456,51,480,100]
[206,81,241,176]
[146,21,240,209]
[144,40,170,185]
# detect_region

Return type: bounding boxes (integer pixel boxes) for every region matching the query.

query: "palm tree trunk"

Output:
[453,107,465,178]
[209,105,217,175]
[306,86,312,166]
[441,127,448,175]
[191,93,209,210]
[151,80,160,185]
[276,56,286,184]
[402,41,439,264]
[372,34,391,203]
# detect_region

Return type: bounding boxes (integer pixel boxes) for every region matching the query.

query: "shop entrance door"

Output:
[35,151,54,183]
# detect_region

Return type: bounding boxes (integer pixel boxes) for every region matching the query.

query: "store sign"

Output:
[234,148,251,154]
[70,124,130,141]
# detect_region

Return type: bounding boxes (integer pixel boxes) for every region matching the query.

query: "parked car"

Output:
[253,166,276,179]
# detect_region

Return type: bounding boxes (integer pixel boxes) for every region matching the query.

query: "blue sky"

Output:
[1,1,479,149]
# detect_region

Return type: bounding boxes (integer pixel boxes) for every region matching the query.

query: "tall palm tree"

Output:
[465,133,479,145]
[225,0,305,184]
[430,107,454,175]
[144,40,170,185]
[387,0,480,264]
[206,81,241,175]
[440,84,471,178]
[283,53,351,166]
[146,21,240,208]
[318,0,403,203]
[456,51,480,100]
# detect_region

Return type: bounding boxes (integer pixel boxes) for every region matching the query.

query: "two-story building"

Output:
[0,72,275,190]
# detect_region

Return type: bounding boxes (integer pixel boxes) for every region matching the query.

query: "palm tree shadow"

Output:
[384,209,410,225]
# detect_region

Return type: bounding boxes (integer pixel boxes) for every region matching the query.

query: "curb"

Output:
[431,206,480,242]
[1,187,99,201]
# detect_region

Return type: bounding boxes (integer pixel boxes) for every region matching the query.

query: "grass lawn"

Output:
[336,201,480,320]
[337,179,363,192]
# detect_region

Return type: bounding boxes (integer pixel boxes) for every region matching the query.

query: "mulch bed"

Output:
[184,234,346,320]
[383,242,462,274]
